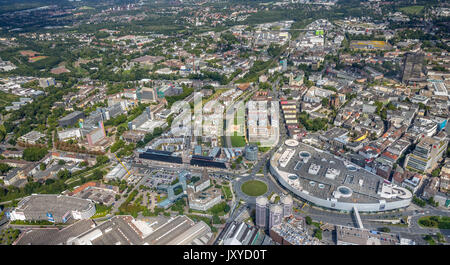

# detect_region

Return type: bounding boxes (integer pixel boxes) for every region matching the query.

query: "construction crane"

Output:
[301,202,308,210]
[114,153,131,179]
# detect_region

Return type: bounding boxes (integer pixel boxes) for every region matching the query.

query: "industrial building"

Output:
[219,221,261,245]
[14,215,213,245]
[14,219,96,245]
[10,194,96,223]
[105,163,129,181]
[270,139,412,212]
[70,215,211,245]
[142,216,212,245]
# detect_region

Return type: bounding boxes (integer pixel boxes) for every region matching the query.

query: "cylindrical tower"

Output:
[269,204,283,229]
[256,196,269,229]
[281,194,293,218]
[245,145,258,161]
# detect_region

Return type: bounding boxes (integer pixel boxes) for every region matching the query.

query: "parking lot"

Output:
[136,168,181,188]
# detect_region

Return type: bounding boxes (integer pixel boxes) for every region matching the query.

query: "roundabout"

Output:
[240,180,268,197]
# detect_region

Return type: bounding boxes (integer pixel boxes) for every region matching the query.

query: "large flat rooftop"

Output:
[272,141,411,205]
[16,194,94,215]
[336,225,401,245]
[15,215,212,245]
[143,215,195,245]
[14,219,95,245]
[76,215,211,245]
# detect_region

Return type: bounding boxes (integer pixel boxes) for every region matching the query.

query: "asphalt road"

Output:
[293,202,450,243]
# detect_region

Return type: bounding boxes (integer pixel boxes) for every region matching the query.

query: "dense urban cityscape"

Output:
[0,0,448,250]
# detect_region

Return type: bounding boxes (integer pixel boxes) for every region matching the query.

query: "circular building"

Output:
[245,145,258,161]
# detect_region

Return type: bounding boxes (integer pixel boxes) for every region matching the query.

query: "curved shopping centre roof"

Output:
[270,141,412,207]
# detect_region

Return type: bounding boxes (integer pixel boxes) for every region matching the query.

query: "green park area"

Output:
[222,185,232,201]
[230,110,246,147]
[241,180,268,196]
[9,220,57,225]
[0,228,20,245]
[0,91,19,110]
[399,5,424,16]
[231,134,246,147]
[208,201,231,216]
[91,203,112,219]
[418,216,450,229]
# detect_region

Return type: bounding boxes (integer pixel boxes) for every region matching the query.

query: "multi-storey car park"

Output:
[9,194,96,223]
[270,139,412,212]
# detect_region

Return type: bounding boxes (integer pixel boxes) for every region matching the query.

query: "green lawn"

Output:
[156,195,167,203]
[312,222,321,229]
[10,220,57,225]
[189,209,207,214]
[91,204,112,219]
[423,235,436,245]
[0,228,20,245]
[399,5,424,16]
[186,214,216,232]
[241,180,268,196]
[231,135,246,147]
[0,91,19,110]
[207,201,230,216]
[258,146,271,153]
[418,216,450,229]
[222,185,232,200]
